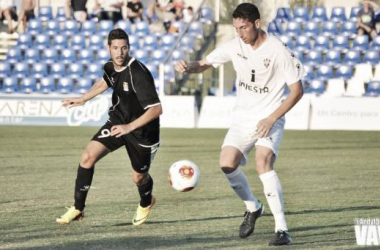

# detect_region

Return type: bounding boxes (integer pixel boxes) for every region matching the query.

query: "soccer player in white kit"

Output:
[175,3,304,246]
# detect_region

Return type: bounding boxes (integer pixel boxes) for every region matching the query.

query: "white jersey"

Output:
[206,33,304,125]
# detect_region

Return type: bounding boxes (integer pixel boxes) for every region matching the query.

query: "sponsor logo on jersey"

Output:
[239,81,269,94]
[123,82,129,91]
[264,58,271,68]
[237,53,248,60]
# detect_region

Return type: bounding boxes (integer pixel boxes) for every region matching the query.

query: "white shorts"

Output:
[221,117,285,166]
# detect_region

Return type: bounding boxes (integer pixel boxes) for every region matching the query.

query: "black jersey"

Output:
[71,0,87,11]
[103,57,160,145]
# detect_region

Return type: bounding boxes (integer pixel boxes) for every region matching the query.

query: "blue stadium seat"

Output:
[164,64,175,82]
[31,62,48,80]
[143,34,158,51]
[302,64,314,82]
[81,20,97,36]
[295,35,311,54]
[75,78,92,93]
[46,20,60,36]
[336,64,353,80]
[116,20,132,34]
[17,33,32,50]
[96,49,109,64]
[98,20,114,37]
[279,34,293,48]
[56,6,66,21]
[313,35,330,53]
[128,34,140,50]
[145,63,158,79]
[330,7,347,22]
[89,34,105,50]
[24,48,40,64]
[27,19,43,36]
[304,50,323,67]
[344,49,361,65]
[0,62,11,78]
[332,35,349,53]
[322,21,338,38]
[200,7,214,23]
[267,21,281,35]
[341,21,357,39]
[68,62,84,79]
[161,34,176,49]
[293,6,309,22]
[180,35,195,52]
[275,7,292,22]
[307,78,325,95]
[53,34,68,50]
[315,64,333,81]
[188,21,204,38]
[371,36,380,51]
[363,50,380,64]
[6,47,22,64]
[60,48,76,64]
[311,6,328,22]
[77,49,95,64]
[135,21,150,36]
[57,77,74,94]
[62,20,80,36]
[20,77,37,94]
[1,76,18,93]
[39,76,55,94]
[285,21,301,37]
[38,6,53,21]
[71,34,86,50]
[303,21,320,37]
[324,50,342,68]
[133,49,149,63]
[34,34,50,50]
[86,63,103,82]
[151,50,166,65]
[171,20,186,33]
[352,35,369,51]
[13,62,29,79]
[349,6,362,21]
[42,48,58,65]
[171,49,186,62]
[50,62,66,79]
[365,81,380,96]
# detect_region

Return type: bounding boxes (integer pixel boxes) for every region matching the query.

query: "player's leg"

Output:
[126,136,159,226]
[56,141,110,224]
[255,119,291,245]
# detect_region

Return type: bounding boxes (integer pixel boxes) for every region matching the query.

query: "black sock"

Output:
[74,165,94,211]
[138,175,153,208]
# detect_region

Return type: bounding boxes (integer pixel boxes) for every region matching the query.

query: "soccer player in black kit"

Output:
[57,29,162,226]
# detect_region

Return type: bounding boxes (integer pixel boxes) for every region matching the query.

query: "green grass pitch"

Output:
[0,127,379,249]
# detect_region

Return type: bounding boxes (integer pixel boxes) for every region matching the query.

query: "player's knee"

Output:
[132,172,148,186]
[80,149,96,167]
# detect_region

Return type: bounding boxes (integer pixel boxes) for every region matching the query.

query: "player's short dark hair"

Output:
[108,28,130,46]
[232,3,260,23]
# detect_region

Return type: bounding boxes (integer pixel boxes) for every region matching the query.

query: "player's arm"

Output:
[62,78,109,108]
[111,104,163,138]
[175,59,212,74]
[364,0,380,12]
[65,0,72,19]
[255,81,303,138]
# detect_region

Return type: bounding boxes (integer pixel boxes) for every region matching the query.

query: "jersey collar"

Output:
[114,57,135,72]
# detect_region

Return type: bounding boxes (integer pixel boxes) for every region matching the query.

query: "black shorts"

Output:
[92,119,159,173]
[25,10,35,21]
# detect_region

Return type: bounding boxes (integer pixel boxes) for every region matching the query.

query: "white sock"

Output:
[259,170,288,232]
[225,168,260,212]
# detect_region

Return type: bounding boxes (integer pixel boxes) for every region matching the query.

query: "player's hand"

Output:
[254,117,277,138]
[111,124,133,138]
[174,60,189,73]
[62,97,85,108]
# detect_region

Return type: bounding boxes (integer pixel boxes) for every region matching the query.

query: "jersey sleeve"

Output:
[205,41,232,68]
[133,65,161,109]
[102,61,114,88]
[280,45,306,85]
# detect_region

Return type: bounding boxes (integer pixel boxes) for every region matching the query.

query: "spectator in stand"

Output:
[173,0,184,20]
[363,0,380,23]
[357,1,377,40]
[94,0,124,24]
[147,0,175,31]
[18,0,36,32]
[183,6,194,23]
[126,0,144,23]
[0,0,16,33]
[65,0,88,24]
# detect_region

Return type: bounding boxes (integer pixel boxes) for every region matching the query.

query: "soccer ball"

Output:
[168,160,200,192]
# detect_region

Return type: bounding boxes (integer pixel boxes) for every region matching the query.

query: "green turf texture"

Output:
[0,127,379,249]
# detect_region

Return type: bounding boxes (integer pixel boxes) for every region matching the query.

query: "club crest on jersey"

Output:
[264,59,271,68]
[237,53,248,60]
[123,82,129,91]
